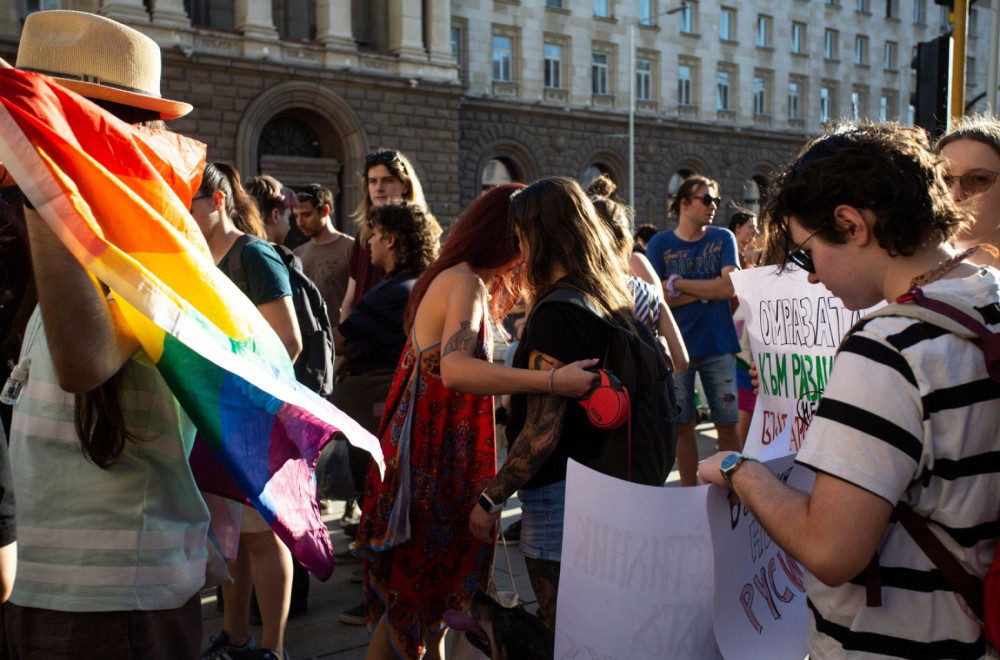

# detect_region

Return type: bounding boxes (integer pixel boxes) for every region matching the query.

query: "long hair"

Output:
[197,162,266,239]
[934,113,1000,159]
[405,183,526,333]
[350,149,428,234]
[510,177,632,318]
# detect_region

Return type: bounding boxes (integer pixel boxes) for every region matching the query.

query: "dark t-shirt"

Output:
[218,238,292,305]
[337,270,416,375]
[505,296,609,489]
[0,424,15,547]
[348,230,387,308]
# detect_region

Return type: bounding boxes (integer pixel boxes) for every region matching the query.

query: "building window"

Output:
[544,43,562,89]
[756,15,772,48]
[185,0,235,29]
[717,71,731,110]
[884,41,896,70]
[967,56,977,81]
[855,35,868,65]
[824,29,838,60]
[492,36,512,82]
[970,8,979,36]
[547,0,563,7]
[886,0,898,18]
[753,76,768,115]
[639,0,653,25]
[595,0,610,18]
[680,2,695,33]
[851,91,864,120]
[592,52,609,95]
[820,86,831,122]
[914,0,925,24]
[273,0,316,40]
[791,22,805,54]
[856,0,869,11]
[678,64,693,105]
[825,0,839,5]
[636,58,652,101]
[879,94,893,121]
[939,5,950,29]
[788,82,801,120]
[720,7,735,41]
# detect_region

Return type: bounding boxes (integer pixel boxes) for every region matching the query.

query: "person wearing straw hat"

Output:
[1,10,209,659]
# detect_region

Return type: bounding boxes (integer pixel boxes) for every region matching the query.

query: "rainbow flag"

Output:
[0,66,383,580]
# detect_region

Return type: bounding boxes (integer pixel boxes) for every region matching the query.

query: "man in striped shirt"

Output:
[699,122,1000,658]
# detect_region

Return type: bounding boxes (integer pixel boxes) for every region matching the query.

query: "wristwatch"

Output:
[720,453,757,489]
[478,491,504,515]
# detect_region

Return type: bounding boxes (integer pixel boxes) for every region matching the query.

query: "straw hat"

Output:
[16,10,192,119]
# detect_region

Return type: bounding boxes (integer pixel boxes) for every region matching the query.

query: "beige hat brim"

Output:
[48,76,193,120]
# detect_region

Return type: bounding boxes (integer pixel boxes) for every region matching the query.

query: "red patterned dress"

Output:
[356,323,496,659]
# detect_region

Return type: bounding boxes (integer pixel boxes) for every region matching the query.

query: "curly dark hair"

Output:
[763,121,969,265]
[368,201,441,276]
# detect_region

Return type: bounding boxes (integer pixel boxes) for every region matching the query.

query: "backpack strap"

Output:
[223,233,258,296]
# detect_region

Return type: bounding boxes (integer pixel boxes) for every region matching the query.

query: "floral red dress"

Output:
[356,324,496,659]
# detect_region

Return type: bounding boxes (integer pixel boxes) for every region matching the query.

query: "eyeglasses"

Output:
[189,193,212,210]
[942,169,1000,198]
[692,193,722,207]
[786,221,829,274]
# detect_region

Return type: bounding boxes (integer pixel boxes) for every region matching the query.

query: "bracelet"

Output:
[666,274,683,298]
[548,367,556,395]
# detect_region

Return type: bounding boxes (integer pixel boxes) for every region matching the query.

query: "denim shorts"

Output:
[674,353,738,425]
[518,479,566,562]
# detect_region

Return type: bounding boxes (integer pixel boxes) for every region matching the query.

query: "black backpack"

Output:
[225,234,335,396]
[533,287,680,486]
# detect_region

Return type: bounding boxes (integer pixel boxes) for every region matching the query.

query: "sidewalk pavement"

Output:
[200,422,721,659]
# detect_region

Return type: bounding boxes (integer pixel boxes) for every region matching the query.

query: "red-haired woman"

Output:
[355,183,599,660]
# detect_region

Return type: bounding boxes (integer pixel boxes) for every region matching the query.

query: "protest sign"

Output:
[707,455,816,659]
[731,266,880,458]
[556,461,721,660]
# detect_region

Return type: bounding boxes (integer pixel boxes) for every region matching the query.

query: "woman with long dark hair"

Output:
[469,176,632,629]
[356,183,598,660]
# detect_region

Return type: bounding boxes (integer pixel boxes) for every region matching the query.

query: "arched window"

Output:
[258,117,322,158]
[581,164,612,191]
[667,168,695,197]
[481,158,514,190]
[741,177,765,215]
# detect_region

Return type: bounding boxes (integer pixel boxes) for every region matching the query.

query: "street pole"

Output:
[628,23,635,227]
[951,0,969,129]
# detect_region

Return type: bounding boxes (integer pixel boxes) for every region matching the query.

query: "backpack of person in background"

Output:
[533,287,680,486]
[862,286,1000,650]
[225,234,335,397]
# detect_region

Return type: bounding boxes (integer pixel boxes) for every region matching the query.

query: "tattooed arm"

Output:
[469,350,569,543]
[430,268,598,396]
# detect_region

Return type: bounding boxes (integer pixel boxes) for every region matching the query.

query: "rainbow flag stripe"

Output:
[0,66,383,580]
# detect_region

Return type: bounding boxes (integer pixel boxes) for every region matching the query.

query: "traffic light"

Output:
[910,34,950,138]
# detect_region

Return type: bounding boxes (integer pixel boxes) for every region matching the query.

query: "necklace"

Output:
[908,245,982,288]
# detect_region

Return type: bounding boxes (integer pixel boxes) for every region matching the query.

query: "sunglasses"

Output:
[692,193,722,207]
[942,169,1000,198]
[365,150,403,166]
[786,221,829,274]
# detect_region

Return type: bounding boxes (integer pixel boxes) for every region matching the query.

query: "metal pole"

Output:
[628,22,635,225]
[951,0,969,128]
[989,0,1000,113]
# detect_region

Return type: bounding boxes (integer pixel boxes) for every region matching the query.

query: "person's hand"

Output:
[697,451,738,488]
[749,361,759,396]
[469,504,500,544]
[552,359,601,398]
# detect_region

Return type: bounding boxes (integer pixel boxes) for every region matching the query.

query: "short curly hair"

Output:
[368,201,442,275]
[764,121,969,264]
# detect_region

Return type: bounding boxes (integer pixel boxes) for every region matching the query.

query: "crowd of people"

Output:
[0,9,998,660]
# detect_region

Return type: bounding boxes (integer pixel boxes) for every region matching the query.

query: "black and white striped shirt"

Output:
[797,271,1000,659]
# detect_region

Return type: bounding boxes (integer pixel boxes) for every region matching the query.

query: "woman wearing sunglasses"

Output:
[934,115,1000,264]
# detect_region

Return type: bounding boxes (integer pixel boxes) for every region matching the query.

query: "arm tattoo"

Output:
[442,321,476,357]
[488,391,568,502]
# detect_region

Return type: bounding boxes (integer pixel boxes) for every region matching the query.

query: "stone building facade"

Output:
[1,0,992,230]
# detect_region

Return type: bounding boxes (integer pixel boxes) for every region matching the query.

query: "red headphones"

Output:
[578,369,630,429]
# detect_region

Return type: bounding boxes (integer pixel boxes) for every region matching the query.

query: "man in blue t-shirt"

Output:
[646,175,741,486]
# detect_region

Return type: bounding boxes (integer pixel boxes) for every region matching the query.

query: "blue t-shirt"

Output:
[645,226,740,357]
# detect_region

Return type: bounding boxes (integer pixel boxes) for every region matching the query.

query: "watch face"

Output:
[721,453,741,471]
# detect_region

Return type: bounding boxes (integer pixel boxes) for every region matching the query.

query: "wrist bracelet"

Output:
[548,367,556,395]
[666,274,683,298]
